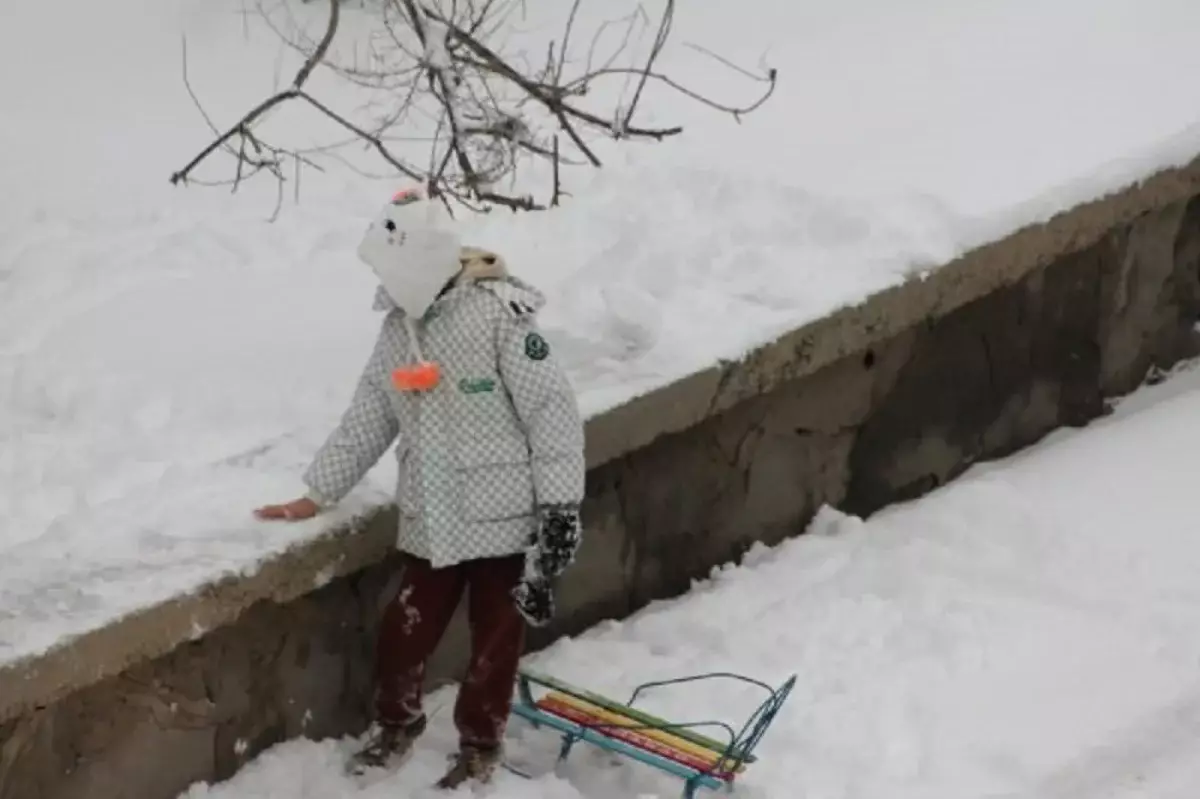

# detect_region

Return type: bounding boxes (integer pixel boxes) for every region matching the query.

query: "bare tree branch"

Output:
[170,0,343,187]
[616,0,671,134]
[293,0,339,86]
[170,0,778,215]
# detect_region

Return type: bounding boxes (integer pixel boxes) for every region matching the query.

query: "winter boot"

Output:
[346,715,427,774]
[435,743,502,789]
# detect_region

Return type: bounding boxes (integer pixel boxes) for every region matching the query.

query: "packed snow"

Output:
[173,361,1200,798]
[4,0,1200,676]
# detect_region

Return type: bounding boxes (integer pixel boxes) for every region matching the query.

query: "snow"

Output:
[174,361,1200,798]
[4,0,1200,677]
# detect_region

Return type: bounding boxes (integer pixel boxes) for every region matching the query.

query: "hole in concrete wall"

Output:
[862,349,876,369]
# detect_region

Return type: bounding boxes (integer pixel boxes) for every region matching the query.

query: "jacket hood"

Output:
[372,245,545,315]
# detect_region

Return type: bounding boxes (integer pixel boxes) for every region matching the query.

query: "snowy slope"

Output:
[4,0,1200,668]
[175,362,1200,798]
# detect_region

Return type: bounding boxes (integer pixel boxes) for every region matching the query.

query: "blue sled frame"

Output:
[508,667,797,798]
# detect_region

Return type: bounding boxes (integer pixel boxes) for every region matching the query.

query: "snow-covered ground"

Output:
[171,362,1200,796]
[4,0,1200,674]
[175,361,1200,799]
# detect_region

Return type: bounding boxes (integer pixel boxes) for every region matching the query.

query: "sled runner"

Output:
[508,667,796,798]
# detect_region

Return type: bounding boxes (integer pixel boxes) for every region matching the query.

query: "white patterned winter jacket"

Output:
[302,248,586,568]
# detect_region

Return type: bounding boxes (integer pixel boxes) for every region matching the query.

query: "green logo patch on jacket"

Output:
[524,331,550,361]
[458,377,496,394]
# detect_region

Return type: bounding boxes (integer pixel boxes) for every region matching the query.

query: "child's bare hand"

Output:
[254,497,321,521]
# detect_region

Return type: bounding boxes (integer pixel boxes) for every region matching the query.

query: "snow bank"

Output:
[4,0,1200,670]
[177,363,1200,797]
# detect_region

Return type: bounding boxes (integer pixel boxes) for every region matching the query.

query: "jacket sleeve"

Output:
[495,309,586,510]
[302,319,400,507]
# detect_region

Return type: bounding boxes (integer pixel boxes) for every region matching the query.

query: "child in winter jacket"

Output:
[254,188,586,788]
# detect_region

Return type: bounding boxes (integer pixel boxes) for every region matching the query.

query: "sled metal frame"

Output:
[509,667,796,798]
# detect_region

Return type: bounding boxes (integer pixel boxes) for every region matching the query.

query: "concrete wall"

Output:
[3,164,1200,798]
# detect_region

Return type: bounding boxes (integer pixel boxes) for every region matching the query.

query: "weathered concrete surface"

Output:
[3,165,1200,798]
[569,193,1200,619]
[0,511,399,726]
[0,549,405,799]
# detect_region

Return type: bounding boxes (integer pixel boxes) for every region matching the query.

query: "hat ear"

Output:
[391,187,422,206]
[385,187,451,231]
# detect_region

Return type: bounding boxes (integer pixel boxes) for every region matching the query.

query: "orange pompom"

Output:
[392,361,441,392]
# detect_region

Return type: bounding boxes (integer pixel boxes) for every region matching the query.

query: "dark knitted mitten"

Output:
[511,504,581,627]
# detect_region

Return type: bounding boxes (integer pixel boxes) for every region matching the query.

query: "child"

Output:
[254,189,586,789]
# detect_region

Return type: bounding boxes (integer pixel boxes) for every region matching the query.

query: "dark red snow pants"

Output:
[374,552,526,748]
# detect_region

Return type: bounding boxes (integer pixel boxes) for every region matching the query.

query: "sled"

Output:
[508,666,796,798]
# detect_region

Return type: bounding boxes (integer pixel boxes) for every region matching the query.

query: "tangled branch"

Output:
[170,0,778,214]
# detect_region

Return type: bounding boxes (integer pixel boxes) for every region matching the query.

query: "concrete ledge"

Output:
[585,154,1200,469]
[0,510,398,728]
[3,154,1200,774]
